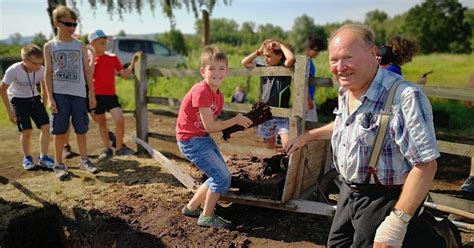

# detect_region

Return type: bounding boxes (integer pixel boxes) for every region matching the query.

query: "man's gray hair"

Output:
[329,23,375,48]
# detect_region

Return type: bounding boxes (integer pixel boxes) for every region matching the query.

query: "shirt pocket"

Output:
[357,112,379,147]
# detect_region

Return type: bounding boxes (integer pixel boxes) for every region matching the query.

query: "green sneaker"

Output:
[197,214,232,228]
[181,206,202,218]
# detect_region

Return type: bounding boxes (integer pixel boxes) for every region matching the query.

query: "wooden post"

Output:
[134,53,148,154]
[289,54,309,139]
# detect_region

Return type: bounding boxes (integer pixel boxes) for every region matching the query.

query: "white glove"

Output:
[374,211,409,247]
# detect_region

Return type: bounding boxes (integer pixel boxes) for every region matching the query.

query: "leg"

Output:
[187,183,209,210]
[327,183,355,247]
[20,129,32,157]
[76,133,88,160]
[54,134,67,164]
[93,113,111,149]
[39,124,50,157]
[265,136,276,149]
[109,107,125,150]
[202,191,221,217]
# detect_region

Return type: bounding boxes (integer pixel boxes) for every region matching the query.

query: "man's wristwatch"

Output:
[392,208,412,223]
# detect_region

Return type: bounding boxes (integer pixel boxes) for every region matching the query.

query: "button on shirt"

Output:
[331,68,440,185]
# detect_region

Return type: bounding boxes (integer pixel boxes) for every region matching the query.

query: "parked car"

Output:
[107,37,186,68]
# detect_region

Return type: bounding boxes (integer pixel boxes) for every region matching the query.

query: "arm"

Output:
[272,41,295,67]
[287,122,334,154]
[374,160,437,248]
[199,108,252,133]
[119,52,140,79]
[43,43,56,113]
[87,45,96,75]
[0,83,16,124]
[40,79,48,108]
[241,43,264,68]
[81,43,96,109]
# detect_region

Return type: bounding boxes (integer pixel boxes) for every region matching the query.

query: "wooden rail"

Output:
[133,52,474,193]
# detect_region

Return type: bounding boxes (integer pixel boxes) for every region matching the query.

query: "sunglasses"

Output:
[60,20,78,28]
[28,59,43,66]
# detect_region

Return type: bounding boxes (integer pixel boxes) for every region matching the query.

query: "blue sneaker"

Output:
[461,176,474,192]
[22,156,35,170]
[39,155,55,169]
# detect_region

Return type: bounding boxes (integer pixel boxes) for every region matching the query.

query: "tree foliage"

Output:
[403,0,471,53]
[290,15,327,53]
[32,33,48,48]
[159,29,188,55]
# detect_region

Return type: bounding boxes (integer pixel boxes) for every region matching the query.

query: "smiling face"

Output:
[91,37,108,55]
[328,29,378,93]
[200,60,228,90]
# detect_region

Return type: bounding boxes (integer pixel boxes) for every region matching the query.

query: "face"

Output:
[305,48,320,59]
[91,37,108,54]
[55,16,77,36]
[200,60,228,89]
[263,48,282,66]
[23,56,44,72]
[328,30,377,92]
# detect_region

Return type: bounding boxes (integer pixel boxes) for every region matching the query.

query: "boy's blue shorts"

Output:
[51,93,89,135]
[177,136,231,194]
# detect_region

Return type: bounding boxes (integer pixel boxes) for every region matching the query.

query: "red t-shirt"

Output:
[93,53,123,95]
[176,81,224,141]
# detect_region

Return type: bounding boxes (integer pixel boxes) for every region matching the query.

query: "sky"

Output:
[1,0,473,40]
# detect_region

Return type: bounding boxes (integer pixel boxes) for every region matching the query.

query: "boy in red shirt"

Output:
[88,29,137,160]
[176,45,253,228]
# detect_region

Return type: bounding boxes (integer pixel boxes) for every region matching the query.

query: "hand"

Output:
[286,133,309,155]
[89,94,97,110]
[7,111,17,124]
[417,76,427,85]
[373,212,408,248]
[269,41,281,50]
[50,99,58,114]
[235,114,253,128]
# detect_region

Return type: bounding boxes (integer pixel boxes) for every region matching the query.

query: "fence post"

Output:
[290,55,309,139]
[134,53,148,154]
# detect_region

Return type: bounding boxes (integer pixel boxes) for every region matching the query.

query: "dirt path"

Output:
[0,111,472,247]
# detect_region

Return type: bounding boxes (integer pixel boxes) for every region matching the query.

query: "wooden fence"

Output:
[132,53,474,176]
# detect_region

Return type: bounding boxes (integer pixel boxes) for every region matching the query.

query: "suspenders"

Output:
[364,79,404,184]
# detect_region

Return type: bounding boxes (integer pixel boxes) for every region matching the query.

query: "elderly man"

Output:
[288,24,439,247]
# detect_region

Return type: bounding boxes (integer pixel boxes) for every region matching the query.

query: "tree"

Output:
[364,10,389,45]
[290,15,327,53]
[195,18,240,45]
[403,0,471,54]
[32,33,48,47]
[240,21,258,45]
[9,33,23,45]
[159,29,188,55]
[257,24,287,43]
[117,30,127,37]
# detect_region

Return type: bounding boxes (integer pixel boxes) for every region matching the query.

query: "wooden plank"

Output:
[148,66,295,78]
[281,148,303,202]
[437,140,474,157]
[286,199,336,216]
[294,146,308,199]
[146,96,181,106]
[428,192,474,213]
[134,53,149,154]
[133,136,198,190]
[222,192,282,204]
[309,77,334,87]
[300,141,329,192]
[148,132,177,142]
[421,85,474,101]
[219,143,274,158]
[223,103,291,118]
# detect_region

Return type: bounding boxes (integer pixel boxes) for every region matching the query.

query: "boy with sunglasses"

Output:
[44,5,98,180]
[0,44,55,171]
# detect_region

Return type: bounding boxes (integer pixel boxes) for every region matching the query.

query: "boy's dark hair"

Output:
[262,39,290,63]
[306,36,324,52]
[21,44,43,60]
[200,45,228,67]
[53,5,78,21]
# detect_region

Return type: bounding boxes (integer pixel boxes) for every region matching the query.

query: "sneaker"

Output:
[39,155,55,169]
[98,148,113,160]
[461,176,474,192]
[197,214,232,228]
[181,205,203,218]
[115,145,135,156]
[109,131,117,148]
[80,159,98,174]
[22,156,35,170]
[63,144,73,159]
[53,163,69,180]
